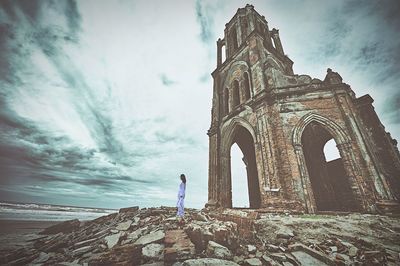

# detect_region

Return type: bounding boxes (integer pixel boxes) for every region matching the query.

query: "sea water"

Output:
[0,202,117,221]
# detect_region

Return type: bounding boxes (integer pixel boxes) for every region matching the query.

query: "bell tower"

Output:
[207,5,400,213]
[207,4,297,209]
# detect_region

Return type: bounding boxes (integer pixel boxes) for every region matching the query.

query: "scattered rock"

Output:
[348,246,358,257]
[329,246,337,253]
[116,220,132,231]
[193,212,208,222]
[185,220,238,252]
[88,243,141,265]
[141,262,164,266]
[40,219,80,235]
[31,252,49,264]
[336,252,350,262]
[291,250,329,266]
[165,229,196,262]
[261,255,280,266]
[270,253,287,262]
[276,228,294,239]
[206,241,232,259]
[105,232,122,249]
[142,243,164,259]
[266,244,280,252]
[74,237,98,249]
[72,245,92,256]
[244,257,262,266]
[134,230,165,246]
[2,206,399,265]
[128,227,146,241]
[289,243,334,265]
[247,244,256,254]
[182,258,240,266]
[233,255,243,264]
[119,206,139,213]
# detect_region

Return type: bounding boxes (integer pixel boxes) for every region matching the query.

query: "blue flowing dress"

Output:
[176,182,186,217]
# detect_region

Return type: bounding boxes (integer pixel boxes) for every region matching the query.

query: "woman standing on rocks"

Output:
[176,174,186,221]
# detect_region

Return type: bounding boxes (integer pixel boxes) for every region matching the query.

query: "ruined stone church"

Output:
[207,5,400,213]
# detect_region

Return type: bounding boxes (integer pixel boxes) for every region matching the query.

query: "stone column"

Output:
[207,132,219,207]
[336,142,369,211]
[294,144,316,213]
[217,38,223,67]
[220,154,231,208]
[271,28,284,55]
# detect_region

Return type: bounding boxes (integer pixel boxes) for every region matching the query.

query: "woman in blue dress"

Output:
[176,174,186,220]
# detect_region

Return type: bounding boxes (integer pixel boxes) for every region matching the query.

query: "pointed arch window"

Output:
[243,72,251,100]
[232,80,240,107]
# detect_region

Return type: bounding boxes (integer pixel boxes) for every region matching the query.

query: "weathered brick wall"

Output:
[207,5,400,214]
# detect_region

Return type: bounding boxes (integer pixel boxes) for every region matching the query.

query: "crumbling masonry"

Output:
[207,5,400,213]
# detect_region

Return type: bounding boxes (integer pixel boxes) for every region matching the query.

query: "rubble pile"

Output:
[1,207,399,265]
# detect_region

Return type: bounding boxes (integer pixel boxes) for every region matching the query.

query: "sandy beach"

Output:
[0,220,59,256]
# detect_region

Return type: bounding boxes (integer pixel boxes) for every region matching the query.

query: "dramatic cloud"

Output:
[0,0,399,209]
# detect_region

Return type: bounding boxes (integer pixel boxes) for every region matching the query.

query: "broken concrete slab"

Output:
[134,230,165,246]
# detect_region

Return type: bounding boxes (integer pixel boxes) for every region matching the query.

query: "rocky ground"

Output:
[1,206,399,265]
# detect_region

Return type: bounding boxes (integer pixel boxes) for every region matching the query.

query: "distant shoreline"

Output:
[0,200,119,211]
[0,201,117,222]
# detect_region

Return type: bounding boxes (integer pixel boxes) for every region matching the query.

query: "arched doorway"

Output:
[231,143,250,207]
[229,125,261,208]
[301,122,358,211]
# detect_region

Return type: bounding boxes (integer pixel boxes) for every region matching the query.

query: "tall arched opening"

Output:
[228,125,261,208]
[301,121,358,211]
[231,143,250,207]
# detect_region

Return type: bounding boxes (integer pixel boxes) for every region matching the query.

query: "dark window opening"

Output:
[243,72,251,100]
[232,80,240,107]
[224,87,229,115]
[230,27,238,52]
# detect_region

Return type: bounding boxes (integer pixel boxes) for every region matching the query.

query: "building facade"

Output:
[207,5,400,213]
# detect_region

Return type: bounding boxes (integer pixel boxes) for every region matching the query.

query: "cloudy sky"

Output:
[0,0,399,209]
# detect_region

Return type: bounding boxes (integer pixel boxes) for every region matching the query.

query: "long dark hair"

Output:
[180,174,186,184]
